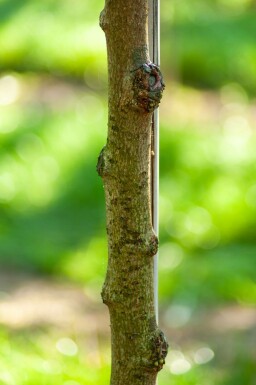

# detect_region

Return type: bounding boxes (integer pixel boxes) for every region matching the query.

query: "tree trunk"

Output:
[97,1,168,384]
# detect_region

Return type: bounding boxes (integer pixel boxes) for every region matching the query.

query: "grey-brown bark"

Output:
[97,1,168,384]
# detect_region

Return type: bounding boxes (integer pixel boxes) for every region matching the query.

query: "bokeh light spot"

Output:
[159,243,183,271]
[194,347,215,365]
[169,357,192,375]
[185,206,212,235]
[0,74,21,106]
[164,304,192,328]
[41,360,62,375]
[56,338,78,357]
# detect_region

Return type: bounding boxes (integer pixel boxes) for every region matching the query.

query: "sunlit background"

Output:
[0,0,256,384]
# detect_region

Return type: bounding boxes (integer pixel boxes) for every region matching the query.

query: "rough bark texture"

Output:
[97,1,167,384]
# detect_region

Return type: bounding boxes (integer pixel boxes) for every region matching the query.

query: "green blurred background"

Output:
[0,0,255,384]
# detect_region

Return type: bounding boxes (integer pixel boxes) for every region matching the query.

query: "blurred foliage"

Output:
[162,13,256,94]
[0,328,110,385]
[0,0,256,384]
[1,0,256,93]
[161,0,256,93]
[0,0,107,80]
[0,73,107,277]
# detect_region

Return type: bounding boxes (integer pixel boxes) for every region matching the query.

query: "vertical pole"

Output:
[148,0,160,325]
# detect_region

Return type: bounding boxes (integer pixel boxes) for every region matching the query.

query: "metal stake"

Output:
[148,0,160,324]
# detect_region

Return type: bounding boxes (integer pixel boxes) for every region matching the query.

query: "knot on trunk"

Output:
[96,146,106,177]
[101,281,111,306]
[97,146,113,178]
[150,329,169,372]
[146,230,158,257]
[132,63,165,113]
[99,8,108,31]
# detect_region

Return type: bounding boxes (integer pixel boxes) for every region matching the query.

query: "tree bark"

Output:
[97,1,167,384]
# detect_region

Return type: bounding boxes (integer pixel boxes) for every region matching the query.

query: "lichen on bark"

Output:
[97,1,168,384]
